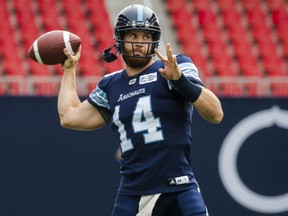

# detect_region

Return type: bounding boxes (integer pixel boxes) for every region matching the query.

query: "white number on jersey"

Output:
[114,96,163,153]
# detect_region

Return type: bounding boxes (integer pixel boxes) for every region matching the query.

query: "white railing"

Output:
[0,75,287,97]
[0,75,102,96]
[204,76,288,97]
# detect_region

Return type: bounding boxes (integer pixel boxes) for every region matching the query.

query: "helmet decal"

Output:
[136,5,144,21]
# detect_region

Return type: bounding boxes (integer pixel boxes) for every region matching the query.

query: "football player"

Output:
[58,4,223,216]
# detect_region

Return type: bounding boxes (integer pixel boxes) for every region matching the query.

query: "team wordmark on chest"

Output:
[117,88,146,102]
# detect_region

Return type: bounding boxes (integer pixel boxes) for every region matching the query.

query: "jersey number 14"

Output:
[113,96,164,153]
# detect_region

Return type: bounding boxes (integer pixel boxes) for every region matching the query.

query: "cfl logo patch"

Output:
[139,72,157,84]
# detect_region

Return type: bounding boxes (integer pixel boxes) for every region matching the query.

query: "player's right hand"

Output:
[62,45,82,71]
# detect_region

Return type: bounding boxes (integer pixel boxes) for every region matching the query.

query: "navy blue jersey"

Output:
[88,54,204,195]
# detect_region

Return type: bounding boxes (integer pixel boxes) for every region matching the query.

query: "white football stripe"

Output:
[33,40,43,64]
[63,31,74,55]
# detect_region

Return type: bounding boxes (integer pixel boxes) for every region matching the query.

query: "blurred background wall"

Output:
[0,97,287,216]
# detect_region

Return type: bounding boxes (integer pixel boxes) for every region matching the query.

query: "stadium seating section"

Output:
[0,0,287,97]
[166,0,288,97]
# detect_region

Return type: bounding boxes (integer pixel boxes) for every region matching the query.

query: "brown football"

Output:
[28,30,81,65]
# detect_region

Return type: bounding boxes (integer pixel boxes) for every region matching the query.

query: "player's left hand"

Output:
[154,43,181,81]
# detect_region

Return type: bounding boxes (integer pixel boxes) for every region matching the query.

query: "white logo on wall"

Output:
[218,106,288,214]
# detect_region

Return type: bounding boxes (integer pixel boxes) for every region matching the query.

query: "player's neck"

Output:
[126,60,154,77]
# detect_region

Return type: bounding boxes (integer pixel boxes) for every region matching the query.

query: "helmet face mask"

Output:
[114,4,161,58]
[118,35,154,58]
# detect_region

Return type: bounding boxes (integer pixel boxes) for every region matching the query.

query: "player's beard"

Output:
[122,55,152,68]
[122,45,152,68]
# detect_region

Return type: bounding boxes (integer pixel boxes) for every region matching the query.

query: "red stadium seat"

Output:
[226,25,248,44]
[257,40,278,58]
[246,8,266,26]
[262,55,286,76]
[102,60,124,74]
[192,0,212,10]
[14,4,36,31]
[251,24,272,44]
[166,0,187,12]
[94,24,114,51]
[7,81,23,96]
[276,24,288,42]
[237,54,262,77]
[85,0,105,8]
[52,65,63,76]
[80,63,103,77]
[13,0,31,6]
[241,0,262,10]
[89,7,110,27]
[61,0,81,9]
[37,0,58,6]
[243,82,260,97]
[271,8,288,26]
[170,8,193,27]
[65,14,86,31]
[1,35,20,58]
[221,7,242,27]
[33,82,58,96]
[79,45,103,76]
[220,83,243,96]
[3,61,26,77]
[175,24,197,44]
[28,60,51,76]
[20,26,41,52]
[212,54,237,77]
[231,39,253,58]
[198,9,217,25]
[207,40,228,58]
[0,2,10,23]
[281,40,288,58]
[40,8,62,31]
[267,0,286,10]
[180,39,202,58]
[3,52,26,76]
[0,83,6,95]
[271,82,288,97]
[216,0,238,10]
[79,55,103,77]
[202,25,223,44]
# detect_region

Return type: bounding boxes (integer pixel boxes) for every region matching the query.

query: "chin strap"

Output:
[102,45,117,62]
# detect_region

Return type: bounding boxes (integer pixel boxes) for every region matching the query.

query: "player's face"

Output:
[122,30,153,68]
